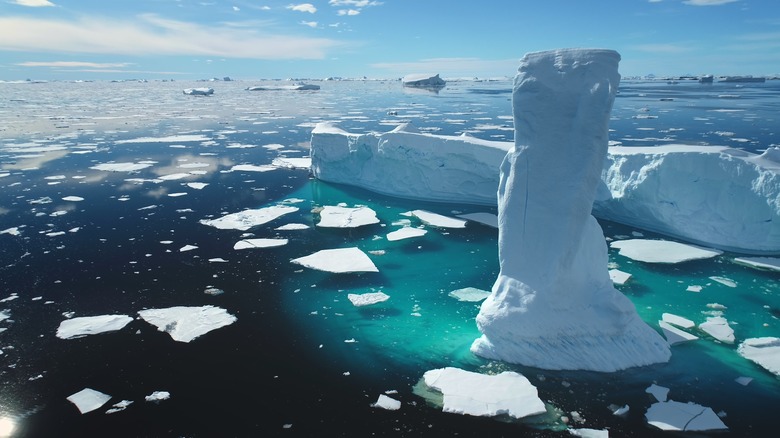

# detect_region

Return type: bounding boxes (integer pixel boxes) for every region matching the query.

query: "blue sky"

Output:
[1,0,779,80]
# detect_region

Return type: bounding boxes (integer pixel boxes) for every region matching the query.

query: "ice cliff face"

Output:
[469,48,670,371]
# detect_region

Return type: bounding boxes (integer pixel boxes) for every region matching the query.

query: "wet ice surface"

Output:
[1,79,779,436]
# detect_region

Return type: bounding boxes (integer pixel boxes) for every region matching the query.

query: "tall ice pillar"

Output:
[471,49,670,371]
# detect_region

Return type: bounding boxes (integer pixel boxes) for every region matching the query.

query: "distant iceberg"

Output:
[246,82,320,91]
[183,87,214,96]
[402,73,446,89]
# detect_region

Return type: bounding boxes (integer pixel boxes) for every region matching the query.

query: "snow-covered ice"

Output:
[608,269,631,285]
[471,49,670,372]
[402,73,446,88]
[347,291,390,307]
[233,238,288,250]
[410,210,466,228]
[56,314,133,339]
[699,316,735,344]
[421,367,545,419]
[316,205,379,228]
[145,391,171,402]
[568,428,609,438]
[91,162,154,172]
[645,400,727,432]
[386,227,427,241]
[200,205,298,231]
[138,305,237,343]
[183,87,214,96]
[448,287,491,302]
[371,394,401,410]
[290,247,378,273]
[610,239,722,264]
[275,223,309,230]
[737,337,780,376]
[67,388,112,414]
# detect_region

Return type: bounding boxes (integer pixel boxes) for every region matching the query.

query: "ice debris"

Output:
[67,388,112,414]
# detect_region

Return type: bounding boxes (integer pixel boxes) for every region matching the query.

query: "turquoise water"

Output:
[0,78,778,436]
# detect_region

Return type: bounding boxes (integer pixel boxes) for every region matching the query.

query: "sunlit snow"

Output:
[138,305,237,343]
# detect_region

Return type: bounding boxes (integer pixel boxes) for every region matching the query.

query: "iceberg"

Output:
[67,388,112,414]
[402,73,446,89]
[138,305,237,343]
[733,256,780,272]
[290,247,378,273]
[200,205,299,231]
[737,337,780,376]
[56,314,133,339]
[471,49,670,372]
[421,367,546,419]
[246,82,320,91]
[183,87,214,96]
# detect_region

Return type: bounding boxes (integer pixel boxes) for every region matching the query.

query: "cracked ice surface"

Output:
[200,205,299,231]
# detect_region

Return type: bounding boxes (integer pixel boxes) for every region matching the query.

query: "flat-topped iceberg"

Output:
[291,247,378,273]
[737,337,780,376]
[402,73,446,89]
[56,314,133,339]
[471,48,670,372]
[183,87,214,96]
[138,305,237,343]
[309,130,780,255]
[67,388,112,414]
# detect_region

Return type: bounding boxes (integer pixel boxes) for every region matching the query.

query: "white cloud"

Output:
[287,3,317,13]
[683,0,737,5]
[17,61,132,68]
[337,9,360,16]
[232,6,240,11]
[0,14,344,59]
[12,0,55,6]
[301,21,318,28]
[329,0,382,7]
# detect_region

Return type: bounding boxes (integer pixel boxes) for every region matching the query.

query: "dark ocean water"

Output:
[0,78,778,437]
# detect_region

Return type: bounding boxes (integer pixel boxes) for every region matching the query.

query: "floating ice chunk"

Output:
[246,83,320,91]
[457,212,498,228]
[661,313,695,329]
[646,384,669,402]
[610,239,722,263]
[168,192,187,197]
[608,269,631,285]
[158,173,193,181]
[208,258,228,263]
[291,247,378,273]
[179,244,198,252]
[645,400,728,432]
[275,223,309,230]
[233,238,288,250]
[733,257,780,272]
[347,291,390,307]
[372,394,401,411]
[317,205,379,228]
[448,287,491,302]
[402,73,446,88]
[386,227,427,241]
[67,388,112,414]
[272,157,311,169]
[410,210,467,228]
[105,399,133,414]
[421,367,545,419]
[1,227,21,236]
[686,285,703,293]
[659,321,699,345]
[568,428,608,438]
[56,314,133,339]
[709,276,737,287]
[200,205,298,231]
[138,305,237,343]
[62,196,84,202]
[699,316,735,343]
[91,162,154,172]
[735,376,753,386]
[230,164,276,172]
[737,337,780,376]
[145,391,171,402]
[611,404,630,416]
[187,182,208,190]
[183,87,214,96]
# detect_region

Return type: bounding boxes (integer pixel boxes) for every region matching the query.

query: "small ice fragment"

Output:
[105,399,133,414]
[316,205,379,228]
[686,285,702,293]
[732,256,780,272]
[709,276,737,287]
[230,164,276,173]
[67,388,112,414]
[372,394,401,411]
[208,258,228,263]
[1,227,21,236]
[275,223,309,230]
[735,376,753,386]
[91,162,154,172]
[608,269,631,285]
[610,239,722,263]
[145,391,171,402]
[386,227,427,241]
[167,192,188,197]
[659,321,699,345]
[645,400,728,431]
[611,404,630,416]
[410,210,467,228]
[179,245,198,252]
[187,182,208,190]
[421,367,546,419]
[347,291,390,307]
[56,314,133,339]
[233,238,288,250]
[661,313,695,329]
[204,287,224,296]
[138,305,236,343]
[457,212,498,228]
[448,287,491,302]
[291,247,378,273]
[707,303,727,310]
[645,384,669,402]
[737,337,780,376]
[699,316,735,344]
[568,428,609,438]
[62,196,84,202]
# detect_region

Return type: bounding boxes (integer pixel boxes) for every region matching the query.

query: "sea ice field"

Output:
[1,78,779,437]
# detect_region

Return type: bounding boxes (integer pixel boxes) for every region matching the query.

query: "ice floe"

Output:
[608,269,631,285]
[200,205,299,231]
[610,239,722,263]
[233,238,288,250]
[91,162,154,172]
[448,287,491,302]
[645,400,727,432]
[457,212,498,228]
[737,337,780,376]
[409,210,467,228]
[659,321,699,345]
[230,164,276,173]
[386,227,427,241]
[291,247,378,273]
[116,135,209,144]
[316,205,379,228]
[62,196,84,202]
[645,384,669,402]
[733,256,780,272]
[67,388,112,414]
[421,367,545,419]
[347,291,390,307]
[568,428,608,438]
[105,399,133,414]
[661,313,695,329]
[272,157,311,169]
[371,394,401,411]
[56,314,134,339]
[138,305,237,343]
[275,223,309,230]
[145,391,171,402]
[699,316,735,343]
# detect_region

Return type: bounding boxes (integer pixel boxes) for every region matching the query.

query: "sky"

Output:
[1,0,779,81]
